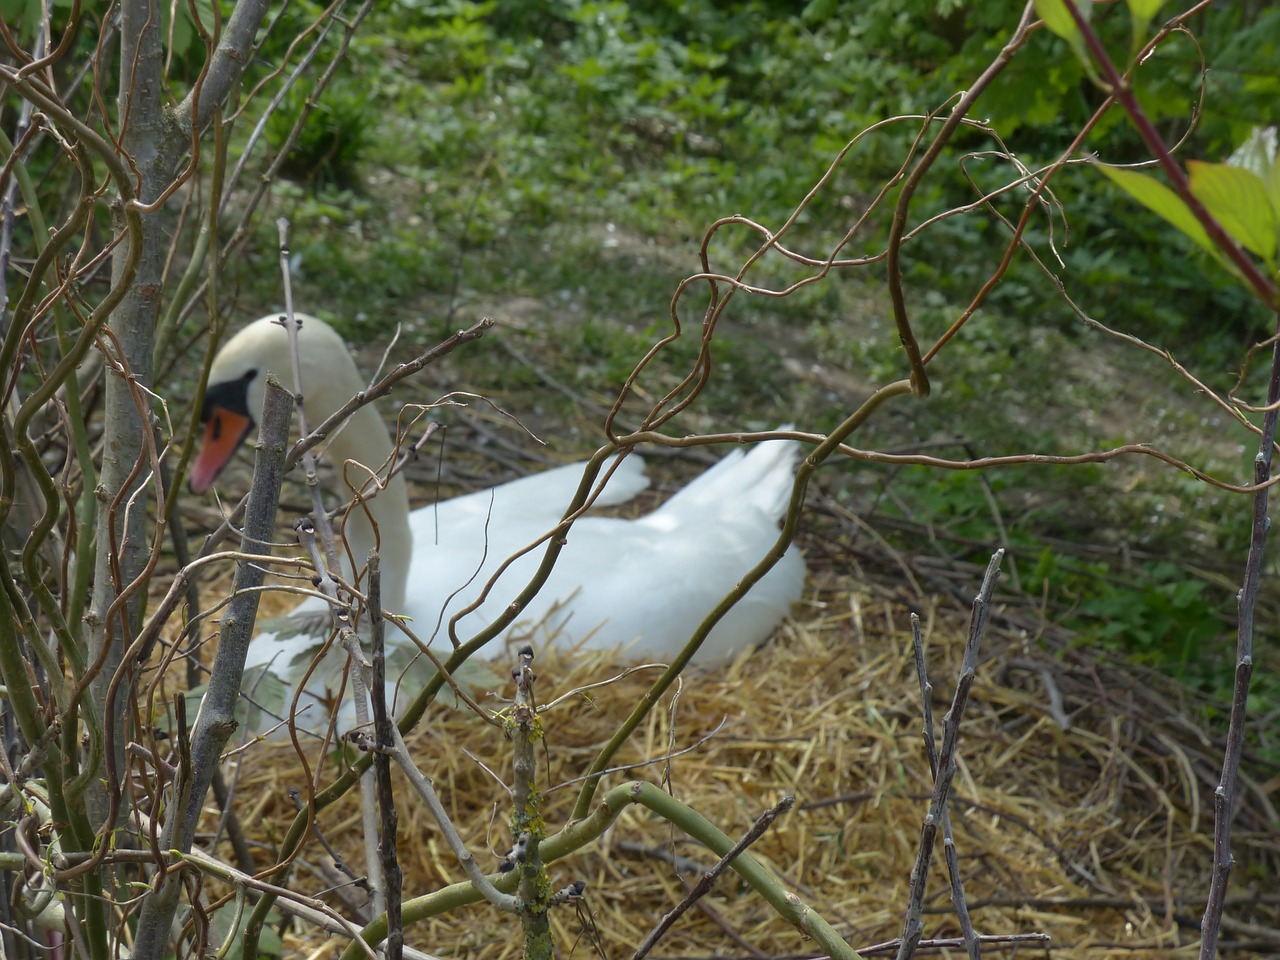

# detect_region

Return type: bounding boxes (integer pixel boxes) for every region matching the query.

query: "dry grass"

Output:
[169,373,1279,958]
[219,549,1280,959]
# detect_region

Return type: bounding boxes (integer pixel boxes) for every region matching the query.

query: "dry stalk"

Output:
[896,550,1004,960]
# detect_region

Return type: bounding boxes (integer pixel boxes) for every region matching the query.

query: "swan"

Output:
[190,314,806,731]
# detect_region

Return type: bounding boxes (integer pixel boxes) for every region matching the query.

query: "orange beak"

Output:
[189,407,254,494]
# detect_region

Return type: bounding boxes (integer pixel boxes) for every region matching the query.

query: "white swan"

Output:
[191,314,805,730]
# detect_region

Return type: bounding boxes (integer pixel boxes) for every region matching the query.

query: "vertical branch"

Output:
[1200,306,1280,957]
[1051,6,1280,951]
[274,219,386,906]
[908,614,980,960]
[368,555,402,958]
[130,377,292,960]
[511,646,552,960]
[895,551,1002,960]
[274,220,349,586]
[85,0,170,836]
[0,38,40,325]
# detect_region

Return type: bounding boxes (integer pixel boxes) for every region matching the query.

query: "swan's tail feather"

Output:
[592,453,650,506]
[658,437,800,522]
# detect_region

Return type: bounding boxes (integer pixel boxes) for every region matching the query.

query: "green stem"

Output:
[339,781,862,960]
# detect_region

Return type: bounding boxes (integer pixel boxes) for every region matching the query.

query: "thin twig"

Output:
[909,614,980,960]
[896,551,1004,960]
[630,797,795,960]
[374,720,516,913]
[858,933,1052,957]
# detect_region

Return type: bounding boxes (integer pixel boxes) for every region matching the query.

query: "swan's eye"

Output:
[200,370,257,424]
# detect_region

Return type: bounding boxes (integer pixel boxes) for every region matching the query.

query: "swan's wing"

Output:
[537,512,804,661]
[400,442,805,664]
[437,507,805,664]
[429,456,648,524]
[401,455,651,644]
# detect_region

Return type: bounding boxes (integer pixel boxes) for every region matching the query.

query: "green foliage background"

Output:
[223,0,1277,341]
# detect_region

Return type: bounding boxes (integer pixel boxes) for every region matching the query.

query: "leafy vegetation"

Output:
[241,1,1276,331]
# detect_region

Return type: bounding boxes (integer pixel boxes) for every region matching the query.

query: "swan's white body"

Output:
[195,315,805,732]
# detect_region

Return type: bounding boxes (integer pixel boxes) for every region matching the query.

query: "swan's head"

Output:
[190,314,359,493]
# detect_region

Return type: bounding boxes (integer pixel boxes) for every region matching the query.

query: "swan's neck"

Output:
[320,402,413,617]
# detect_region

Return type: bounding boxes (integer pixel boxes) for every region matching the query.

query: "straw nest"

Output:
[206,492,1280,960]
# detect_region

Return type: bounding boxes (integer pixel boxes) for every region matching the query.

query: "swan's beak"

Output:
[189,407,254,494]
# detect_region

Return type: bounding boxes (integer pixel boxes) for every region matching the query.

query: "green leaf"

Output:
[1165,578,1207,608]
[801,0,839,23]
[1126,0,1164,20]
[1096,163,1216,256]
[1034,0,1097,78]
[1228,126,1280,218]
[0,0,47,36]
[1187,160,1276,264]
[1126,0,1164,47]
[1035,0,1091,42]
[1273,162,1280,231]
